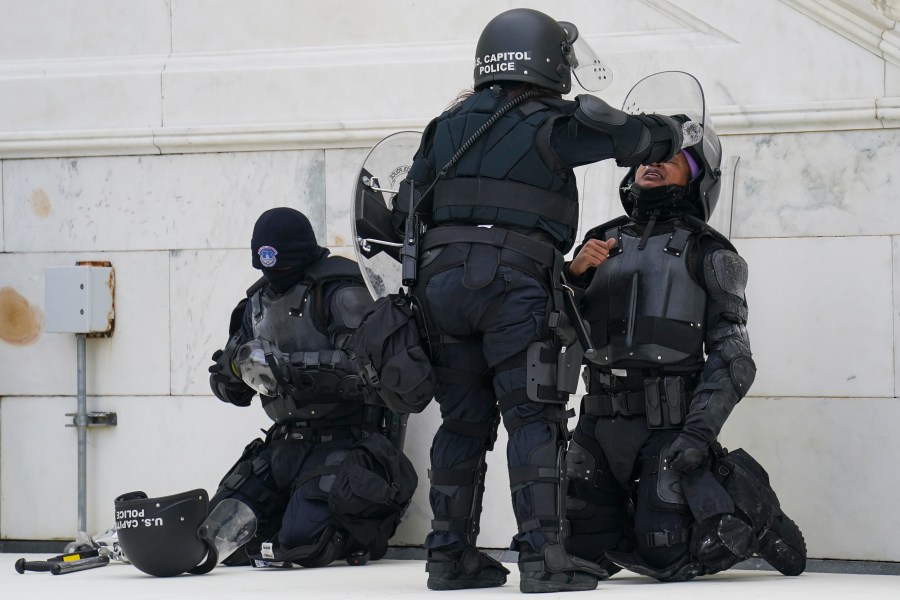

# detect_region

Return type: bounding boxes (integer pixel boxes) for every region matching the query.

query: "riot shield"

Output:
[577,71,738,242]
[352,131,422,299]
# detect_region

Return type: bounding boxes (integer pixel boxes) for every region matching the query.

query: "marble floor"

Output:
[2,553,898,600]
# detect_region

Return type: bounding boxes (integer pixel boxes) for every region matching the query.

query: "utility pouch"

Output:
[644,377,686,429]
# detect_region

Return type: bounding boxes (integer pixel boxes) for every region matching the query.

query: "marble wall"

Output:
[1,0,899,563]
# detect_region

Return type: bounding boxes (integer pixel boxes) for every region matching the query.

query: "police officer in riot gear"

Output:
[208,207,410,568]
[393,8,685,593]
[564,132,807,581]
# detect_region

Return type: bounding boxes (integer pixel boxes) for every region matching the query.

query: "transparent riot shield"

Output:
[352,131,422,298]
[578,71,738,243]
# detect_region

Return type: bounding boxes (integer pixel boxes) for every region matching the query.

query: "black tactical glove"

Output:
[627,113,683,166]
[209,342,254,407]
[665,369,741,473]
[665,432,709,473]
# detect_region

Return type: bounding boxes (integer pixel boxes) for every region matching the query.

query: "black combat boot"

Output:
[756,510,806,576]
[517,543,606,593]
[426,547,510,590]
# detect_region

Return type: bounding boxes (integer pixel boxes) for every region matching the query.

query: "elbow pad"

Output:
[573,95,682,166]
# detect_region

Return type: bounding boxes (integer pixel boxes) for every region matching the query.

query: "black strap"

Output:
[646,528,691,548]
[582,391,646,417]
[433,178,575,225]
[508,466,559,486]
[422,225,559,269]
[441,418,497,440]
[428,467,477,487]
[664,227,692,256]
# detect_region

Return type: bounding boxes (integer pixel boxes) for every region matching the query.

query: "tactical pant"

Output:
[566,416,693,570]
[419,263,568,554]
[209,429,358,563]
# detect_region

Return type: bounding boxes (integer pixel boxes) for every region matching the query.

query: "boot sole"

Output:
[520,578,598,594]
[427,577,507,591]
[758,513,807,576]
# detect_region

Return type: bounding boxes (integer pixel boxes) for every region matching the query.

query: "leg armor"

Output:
[607,446,806,580]
[210,437,291,550]
[500,384,606,592]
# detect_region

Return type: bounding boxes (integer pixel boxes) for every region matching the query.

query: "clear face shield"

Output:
[559,21,612,92]
[198,499,258,564]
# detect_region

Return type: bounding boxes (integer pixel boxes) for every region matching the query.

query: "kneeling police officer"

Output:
[209,207,415,568]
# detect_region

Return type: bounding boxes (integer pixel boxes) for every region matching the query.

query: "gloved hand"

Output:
[209,340,254,406]
[626,113,683,166]
[664,432,709,473]
[669,113,691,126]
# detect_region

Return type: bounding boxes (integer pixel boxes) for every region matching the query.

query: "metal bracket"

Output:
[65,412,118,427]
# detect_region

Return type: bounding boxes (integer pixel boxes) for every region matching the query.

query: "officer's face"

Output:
[634,152,691,188]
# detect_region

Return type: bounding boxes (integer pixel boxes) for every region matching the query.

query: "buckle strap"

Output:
[646,528,691,548]
[508,466,559,486]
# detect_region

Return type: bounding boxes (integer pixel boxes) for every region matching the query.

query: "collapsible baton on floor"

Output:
[14,548,110,575]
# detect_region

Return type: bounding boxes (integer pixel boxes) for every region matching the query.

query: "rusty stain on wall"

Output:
[0,287,43,345]
[31,188,52,218]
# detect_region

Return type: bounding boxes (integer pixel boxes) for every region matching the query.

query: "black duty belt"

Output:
[421,225,560,270]
[270,422,360,443]
[582,391,646,418]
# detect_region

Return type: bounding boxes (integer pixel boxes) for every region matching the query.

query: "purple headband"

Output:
[681,149,701,180]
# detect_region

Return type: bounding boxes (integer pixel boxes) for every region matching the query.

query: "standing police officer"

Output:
[564,132,807,580]
[208,207,410,568]
[394,8,685,593]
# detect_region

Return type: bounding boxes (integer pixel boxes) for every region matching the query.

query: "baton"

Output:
[559,272,599,363]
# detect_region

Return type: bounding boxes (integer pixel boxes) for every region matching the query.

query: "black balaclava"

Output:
[251,207,329,293]
[624,148,705,223]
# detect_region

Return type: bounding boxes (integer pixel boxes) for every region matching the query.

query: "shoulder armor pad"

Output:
[304,256,365,286]
[705,249,749,298]
[331,285,374,330]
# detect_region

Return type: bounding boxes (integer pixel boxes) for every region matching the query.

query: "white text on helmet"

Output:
[475,51,532,66]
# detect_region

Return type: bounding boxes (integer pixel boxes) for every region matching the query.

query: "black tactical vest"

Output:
[427,89,579,250]
[248,256,366,423]
[582,218,707,371]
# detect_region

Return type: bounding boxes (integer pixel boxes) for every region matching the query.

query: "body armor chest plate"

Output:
[582,223,706,369]
[250,283,330,354]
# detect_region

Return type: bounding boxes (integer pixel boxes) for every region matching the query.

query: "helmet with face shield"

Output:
[473,8,612,94]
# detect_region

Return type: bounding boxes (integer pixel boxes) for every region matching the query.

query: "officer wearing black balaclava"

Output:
[207,207,413,568]
[564,136,807,582]
[393,8,687,594]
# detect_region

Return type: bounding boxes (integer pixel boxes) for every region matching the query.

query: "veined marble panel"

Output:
[0,395,272,540]
[726,129,900,239]
[719,396,900,561]
[0,0,171,61]
[0,252,170,396]
[2,151,326,253]
[170,249,259,396]
[735,236,894,398]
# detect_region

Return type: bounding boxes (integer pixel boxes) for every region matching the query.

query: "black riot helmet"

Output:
[619,127,723,222]
[114,489,217,577]
[473,8,611,94]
